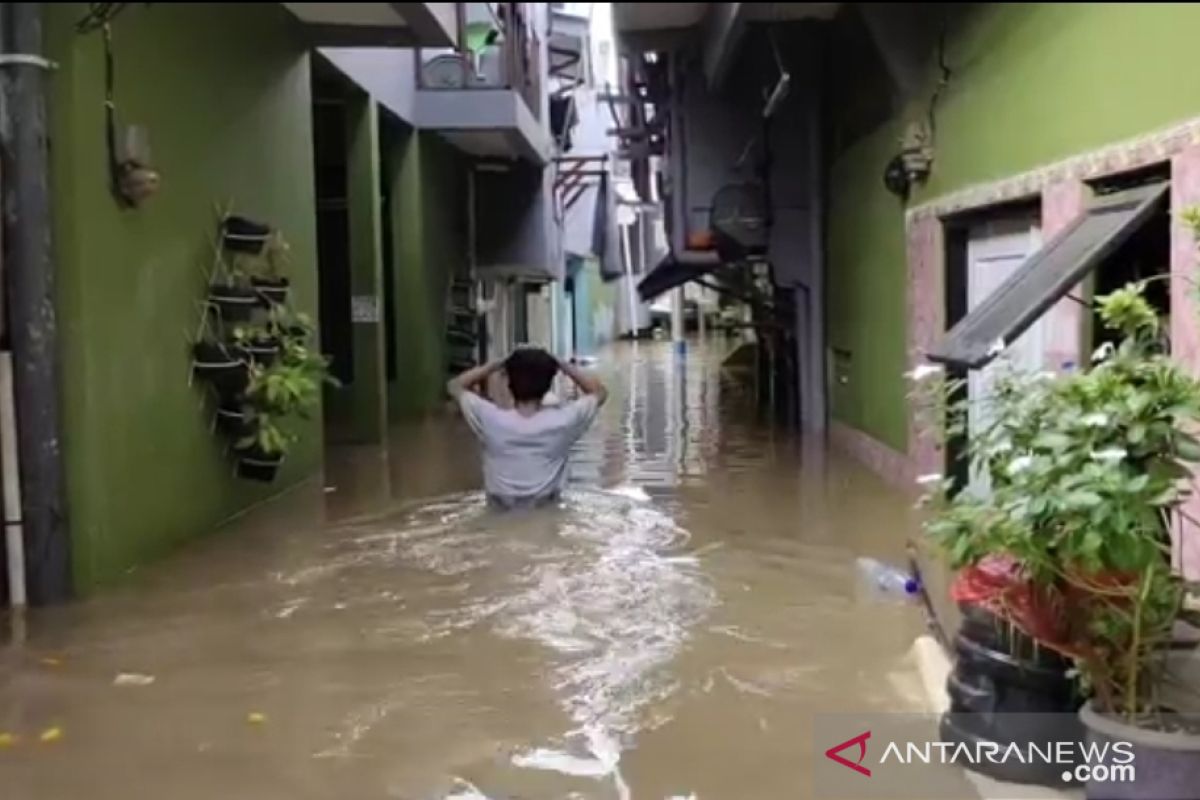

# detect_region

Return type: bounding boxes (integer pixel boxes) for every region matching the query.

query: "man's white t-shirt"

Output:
[458,391,600,507]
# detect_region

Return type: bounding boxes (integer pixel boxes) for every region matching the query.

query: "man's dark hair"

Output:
[505,347,558,403]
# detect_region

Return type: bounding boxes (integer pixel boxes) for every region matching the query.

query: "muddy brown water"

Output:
[0,341,935,799]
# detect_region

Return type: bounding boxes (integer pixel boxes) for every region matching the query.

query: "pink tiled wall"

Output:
[1040,181,1090,372]
[906,215,945,479]
[1171,146,1200,580]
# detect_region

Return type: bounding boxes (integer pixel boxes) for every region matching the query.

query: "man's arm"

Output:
[446,358,505,400]
[558,358,608,406]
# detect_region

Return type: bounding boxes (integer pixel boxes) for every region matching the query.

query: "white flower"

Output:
[1081,413,1110,428]
[1092,342,1115,363]
[1092,447,1127,463]
[916,473,944,486]
[990,440,1014,456]
[987,338,1006,357]
[1007,455,1034,475]
[906,363,944,382]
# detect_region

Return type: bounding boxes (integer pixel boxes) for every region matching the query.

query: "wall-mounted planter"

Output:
[208,284,258,322]
[214,402,252,438]
[244,335,280,366]
[221,215,271,254]
[192,341,249,399]
[235,446,283,482]
[252,276,290,306]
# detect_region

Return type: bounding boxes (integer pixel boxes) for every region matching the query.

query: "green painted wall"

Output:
[387,131,468,419]
[44,4,319,589]
[346,96,388,443]
[827,3,1200,451]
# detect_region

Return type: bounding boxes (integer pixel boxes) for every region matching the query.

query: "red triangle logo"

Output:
[825,730,872,777]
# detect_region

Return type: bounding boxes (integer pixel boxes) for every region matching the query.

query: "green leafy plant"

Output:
[233,307,336,460]
[261,231,290,281]
[236,410,294,456]
[920,282,1197,726]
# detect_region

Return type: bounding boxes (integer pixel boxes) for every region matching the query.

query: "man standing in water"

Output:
[446,348,608,509]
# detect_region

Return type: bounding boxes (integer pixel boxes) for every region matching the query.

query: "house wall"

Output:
[828,3,1200,457]
[387,130,469,419]
[44,3,319,589]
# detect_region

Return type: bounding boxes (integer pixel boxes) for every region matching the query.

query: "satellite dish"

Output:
[709,182,768,260]
[421,54,470,89]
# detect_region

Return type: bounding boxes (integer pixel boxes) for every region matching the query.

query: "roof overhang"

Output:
[283,3,457,48]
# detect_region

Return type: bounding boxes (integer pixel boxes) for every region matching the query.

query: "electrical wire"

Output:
[75,3,129,34]
[926,14,952,146]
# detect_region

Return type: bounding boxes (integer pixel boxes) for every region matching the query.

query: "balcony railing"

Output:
[415,2,542,121]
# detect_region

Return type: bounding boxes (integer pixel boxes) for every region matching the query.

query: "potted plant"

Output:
[207,256,258,322]
[214,400,253,438]
[229,324,334,482]
[234,411,291,482]
[231,323,280,366]
[191,339,249,400]
[221,214,271,254]
[921,283,1200,798]
[251,231,291,306]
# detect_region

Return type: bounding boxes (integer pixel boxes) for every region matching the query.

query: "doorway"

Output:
[311,61,354,440]
[964,216,1042,492]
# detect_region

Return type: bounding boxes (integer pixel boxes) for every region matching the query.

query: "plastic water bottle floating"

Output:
[856,557,921,602]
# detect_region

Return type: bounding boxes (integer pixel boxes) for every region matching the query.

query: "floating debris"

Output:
[113,673,156,687]
[39,727,63,744]
[247,712,267,726]
[0,732,16,748]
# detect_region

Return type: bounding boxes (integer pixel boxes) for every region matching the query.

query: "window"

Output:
[928,181,1168,369]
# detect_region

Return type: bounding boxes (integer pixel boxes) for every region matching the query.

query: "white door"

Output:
[967,218,1043,494]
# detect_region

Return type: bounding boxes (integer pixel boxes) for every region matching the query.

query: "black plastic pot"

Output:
[939,712,1082,786]
[252,276,289,306]
[244,335,280,366]
[1080,702,1200,800]
[208,284,259,322]
[940,604,1083,786]
[236,446,283,482]
[214,402,252,438]
[222,215,271,254]
[192,341,249,399]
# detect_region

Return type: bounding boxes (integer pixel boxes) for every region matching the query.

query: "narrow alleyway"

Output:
[1,341,933,799]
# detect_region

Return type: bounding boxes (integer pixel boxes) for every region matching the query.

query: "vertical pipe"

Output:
[671,287,685,356]
[0,3,69,604]
[1,353,24,607]
[620,223,637,338]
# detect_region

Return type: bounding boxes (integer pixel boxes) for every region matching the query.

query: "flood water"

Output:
[0,340,935,799]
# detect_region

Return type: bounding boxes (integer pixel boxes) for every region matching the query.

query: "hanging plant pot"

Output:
[221,215,271,254]
[214,402,252,438]
[251,276,290,306]
[208,284,259,322]
[192,341,249,399]
[235,446,283,482]
[244,335,280,366]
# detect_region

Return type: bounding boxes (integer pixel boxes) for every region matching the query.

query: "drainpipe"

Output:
[1,354,24,608]
[0,3,70,605]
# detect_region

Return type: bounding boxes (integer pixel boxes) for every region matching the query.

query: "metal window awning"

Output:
[637,251,721,301]
[928,181,1169,370]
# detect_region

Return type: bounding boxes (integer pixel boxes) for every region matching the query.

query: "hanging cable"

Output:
[75,3,128,34]
[101,22,128,206]
[926,13,952,147]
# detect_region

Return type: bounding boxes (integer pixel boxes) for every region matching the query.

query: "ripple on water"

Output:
[324,488,716,795]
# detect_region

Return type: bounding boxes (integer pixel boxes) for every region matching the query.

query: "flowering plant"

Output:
[920,283,1199,724]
